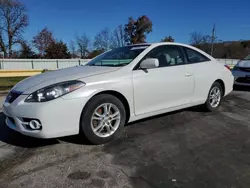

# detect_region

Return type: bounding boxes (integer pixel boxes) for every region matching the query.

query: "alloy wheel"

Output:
[91,103,121,137]
[209,86,221,108]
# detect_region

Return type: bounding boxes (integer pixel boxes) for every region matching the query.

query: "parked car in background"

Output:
[2,42,234,144]
[232,54,250,86]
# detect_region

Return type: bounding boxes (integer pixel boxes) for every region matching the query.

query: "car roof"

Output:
[124,42,214,60]
[151,42,195,47]
[126,42,194,48]
[126,43,152,47]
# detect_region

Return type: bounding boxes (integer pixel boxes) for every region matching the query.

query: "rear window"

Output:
[184,47,210,63]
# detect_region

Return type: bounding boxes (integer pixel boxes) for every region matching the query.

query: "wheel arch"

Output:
[214,79,225,96]
[83,90,131,124]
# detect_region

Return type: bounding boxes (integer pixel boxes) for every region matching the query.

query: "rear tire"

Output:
[203,82,223,112]
[80,94,126,145]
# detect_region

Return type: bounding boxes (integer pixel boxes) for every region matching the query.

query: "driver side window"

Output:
[143,45,185,68]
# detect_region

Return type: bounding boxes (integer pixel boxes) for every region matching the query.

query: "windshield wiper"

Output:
[87,64,102,66]
[87,63,129,67]
[111,63,129,67]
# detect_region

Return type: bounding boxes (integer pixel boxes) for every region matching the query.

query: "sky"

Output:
[21,0,250,47]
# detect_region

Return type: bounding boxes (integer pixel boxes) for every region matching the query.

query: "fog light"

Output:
[29,120,42,130]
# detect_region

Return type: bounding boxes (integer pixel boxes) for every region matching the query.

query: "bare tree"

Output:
[94,28,113,51]
[189,31,220,54]
[0,0,28,57]
[112,24,125,48]
[76,34,90,58]
[32,27,55,57]
[70,40,77,58]
[189,32,211,46]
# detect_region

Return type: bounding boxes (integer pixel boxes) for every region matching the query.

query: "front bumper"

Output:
[232,70,250,86]
[2,94,88,138]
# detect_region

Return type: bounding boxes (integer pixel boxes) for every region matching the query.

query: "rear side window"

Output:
[184,47,210,64]
[244,54,250,60]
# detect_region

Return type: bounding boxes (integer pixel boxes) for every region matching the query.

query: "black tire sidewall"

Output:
[80,94,126,145]
[205,82,223,112]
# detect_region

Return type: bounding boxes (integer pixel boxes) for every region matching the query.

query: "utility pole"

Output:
[0,51,4,69]
[211,24,216,56]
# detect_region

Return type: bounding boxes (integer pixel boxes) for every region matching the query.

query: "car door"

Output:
[182,46,215,103]
[132,45,195,116]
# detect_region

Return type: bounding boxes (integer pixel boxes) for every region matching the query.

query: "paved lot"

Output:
[1,88,250,188]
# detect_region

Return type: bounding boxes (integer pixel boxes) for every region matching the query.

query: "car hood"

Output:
[12,65,120,94]
[237,60,250,67]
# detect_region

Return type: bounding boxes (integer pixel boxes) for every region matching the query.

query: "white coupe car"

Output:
[3,42,234,144]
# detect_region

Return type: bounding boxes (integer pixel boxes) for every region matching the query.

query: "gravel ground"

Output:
[1,88,250,188]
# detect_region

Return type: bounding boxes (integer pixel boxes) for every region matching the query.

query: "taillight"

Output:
[224,65,231,71]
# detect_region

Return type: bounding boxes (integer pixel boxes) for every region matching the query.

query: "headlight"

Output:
[25,80,85,102]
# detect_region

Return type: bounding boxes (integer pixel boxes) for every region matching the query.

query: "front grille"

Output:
[5,91,22,104]
[236,77,250,83]
[238,67,250,72]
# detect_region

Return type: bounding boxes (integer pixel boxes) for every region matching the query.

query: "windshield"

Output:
[244,54,250,60]
[87,45,150,67]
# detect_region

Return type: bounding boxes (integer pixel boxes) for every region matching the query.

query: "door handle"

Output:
[185,73,193,77]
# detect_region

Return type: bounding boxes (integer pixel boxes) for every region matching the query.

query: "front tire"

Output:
[80,94,126,144]
[204,82,223,112]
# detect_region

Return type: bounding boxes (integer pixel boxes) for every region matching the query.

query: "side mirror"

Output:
[140,58,159,69]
